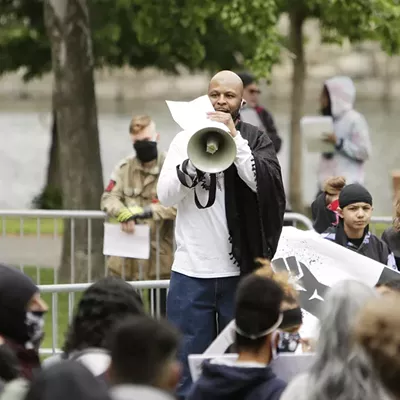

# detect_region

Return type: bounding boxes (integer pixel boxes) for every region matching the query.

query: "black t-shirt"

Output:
[347,236,364,249]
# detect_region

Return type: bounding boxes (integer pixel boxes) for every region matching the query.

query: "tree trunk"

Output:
[288,9,306,212]
[44,0,104,282]
[46,108,61,192]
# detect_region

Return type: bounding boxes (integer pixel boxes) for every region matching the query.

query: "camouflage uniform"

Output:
[101,153,176,280]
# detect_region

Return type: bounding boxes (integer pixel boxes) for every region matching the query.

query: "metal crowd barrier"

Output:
[38,279,170,355]
[0,209,393,355]
[0,210,316,285]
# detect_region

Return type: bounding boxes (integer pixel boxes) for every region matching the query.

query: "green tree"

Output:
[142,0,400,211]
[0,0,265,280]
[0,0,260,209]
[276,0,400,211]
[43,0,105,281]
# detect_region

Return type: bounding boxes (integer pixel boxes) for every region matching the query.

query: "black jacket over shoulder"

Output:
[322,222,395,268]
[225,121,286,275]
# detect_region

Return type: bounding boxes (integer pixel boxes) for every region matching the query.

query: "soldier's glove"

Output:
[117,206,153,223]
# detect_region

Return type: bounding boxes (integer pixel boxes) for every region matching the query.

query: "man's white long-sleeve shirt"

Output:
[157,129,257,278]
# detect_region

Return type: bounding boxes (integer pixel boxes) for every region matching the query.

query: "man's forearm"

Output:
[233,132,257,192]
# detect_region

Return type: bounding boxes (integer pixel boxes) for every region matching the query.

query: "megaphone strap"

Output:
[176,159,198,189]
[194,173,216,209]
[176,160,217,209]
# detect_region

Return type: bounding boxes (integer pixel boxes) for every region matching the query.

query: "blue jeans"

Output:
[167,271,240,400]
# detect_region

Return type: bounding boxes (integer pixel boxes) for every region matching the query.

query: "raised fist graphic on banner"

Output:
[272,256,329,318]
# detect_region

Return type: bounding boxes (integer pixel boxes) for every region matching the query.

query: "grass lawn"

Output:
[2,216,391,237]
[2,217,64,236]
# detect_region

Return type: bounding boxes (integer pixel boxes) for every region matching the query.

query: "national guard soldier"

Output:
[101,115,176,315]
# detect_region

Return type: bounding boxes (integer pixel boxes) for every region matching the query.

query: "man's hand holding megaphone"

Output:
[206,111,237,138]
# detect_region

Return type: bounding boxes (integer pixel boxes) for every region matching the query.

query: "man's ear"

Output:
[241,99,247,108]
[337,207,344,218]
[156,132,160,142]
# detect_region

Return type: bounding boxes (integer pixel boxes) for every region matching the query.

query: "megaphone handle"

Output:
[194,173,217,209]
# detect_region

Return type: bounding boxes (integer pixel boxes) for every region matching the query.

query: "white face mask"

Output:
[25,311,45,349]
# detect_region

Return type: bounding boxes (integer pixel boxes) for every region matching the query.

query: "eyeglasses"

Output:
[248,89,261,95]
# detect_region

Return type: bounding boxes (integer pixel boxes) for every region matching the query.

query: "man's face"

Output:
[243,83,261,108]
[129,125,157,144]
[208,80,242,118]
[339,202,373,231]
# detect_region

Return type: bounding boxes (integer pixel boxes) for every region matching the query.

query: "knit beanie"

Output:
[339,184,373,209]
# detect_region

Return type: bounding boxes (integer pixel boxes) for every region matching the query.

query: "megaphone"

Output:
[187,126,237,174]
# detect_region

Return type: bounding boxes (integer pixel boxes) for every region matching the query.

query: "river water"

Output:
[0,96,398,215]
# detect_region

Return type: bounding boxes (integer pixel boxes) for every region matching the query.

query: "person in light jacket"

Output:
[318,76,372,192]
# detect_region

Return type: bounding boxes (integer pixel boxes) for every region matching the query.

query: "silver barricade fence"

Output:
[370,216,394,235]
[38,280,170,355]
[0,210,167,285]
[0,209,316,284]
[283,212,313,230]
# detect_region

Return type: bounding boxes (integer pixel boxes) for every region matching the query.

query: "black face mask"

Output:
[134,140,158,163]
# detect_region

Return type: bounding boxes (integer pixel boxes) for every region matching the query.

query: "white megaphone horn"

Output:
[187,124,237,174]
[166,95,237,174]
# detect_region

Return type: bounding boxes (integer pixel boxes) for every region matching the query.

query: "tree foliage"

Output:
[0,0,265,80]
[132,0,281,78]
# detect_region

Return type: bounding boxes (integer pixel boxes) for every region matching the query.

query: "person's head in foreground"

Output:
[306,280,383,400]
[254,259,303,352]
[25,360,111,400]
[63,277,144,359]
[375,278,400,296]
[235,274,285,362]
[187,274,287,400]
[108,315,181,394]
[354,294,400,399]
[337,183,373,238]
[0,264,48,380]
[129,115,159,164]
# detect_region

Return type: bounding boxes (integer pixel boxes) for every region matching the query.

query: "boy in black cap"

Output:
[321,184,397,270]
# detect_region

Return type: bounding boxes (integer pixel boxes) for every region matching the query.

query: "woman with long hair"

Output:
[281,280,385,400]
[355,294,400,399]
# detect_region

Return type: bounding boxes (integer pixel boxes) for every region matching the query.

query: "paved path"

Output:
[0,235,61,268]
